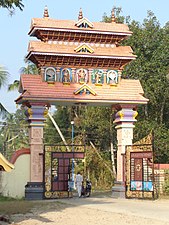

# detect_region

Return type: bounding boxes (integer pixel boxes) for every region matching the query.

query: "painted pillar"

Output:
[25,104,48,200]
[114,106,138,182]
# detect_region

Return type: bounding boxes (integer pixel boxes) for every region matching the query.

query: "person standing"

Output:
[75,172,83,197]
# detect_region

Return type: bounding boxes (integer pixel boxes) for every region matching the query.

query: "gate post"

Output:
[25,104,48,200]
[112,105,138,197]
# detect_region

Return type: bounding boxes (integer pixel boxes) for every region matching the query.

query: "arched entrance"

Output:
[15,7,148,199]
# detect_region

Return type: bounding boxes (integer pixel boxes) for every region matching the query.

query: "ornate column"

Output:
[71,68,76,83]
[88,68,93,85]
[25,104,48,200]
[112,105,138,197]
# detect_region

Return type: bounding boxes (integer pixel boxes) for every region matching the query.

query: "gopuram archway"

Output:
[15,7,148,199]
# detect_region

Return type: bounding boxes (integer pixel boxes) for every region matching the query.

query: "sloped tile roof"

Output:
[16,74,148,105]
[29,18,132,35]
[28,41,136,58]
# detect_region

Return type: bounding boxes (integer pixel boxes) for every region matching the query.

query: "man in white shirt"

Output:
[75,172,83,197]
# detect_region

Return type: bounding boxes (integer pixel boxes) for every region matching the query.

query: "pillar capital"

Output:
[113,107,138,128]
[25,104,48,127]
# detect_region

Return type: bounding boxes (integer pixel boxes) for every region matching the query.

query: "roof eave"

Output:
[28,26,133,37]
[26,51,136,60]
[15,95,148,106]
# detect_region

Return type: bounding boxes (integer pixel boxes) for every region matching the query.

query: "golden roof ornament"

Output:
[111,8,116,23]
[78,8,83,20]
[43,6,49,18]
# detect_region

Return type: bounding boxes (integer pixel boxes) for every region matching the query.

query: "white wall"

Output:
[0,154,30,198]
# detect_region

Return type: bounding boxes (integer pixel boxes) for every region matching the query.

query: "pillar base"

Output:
[25,182,44,200]
[112,181,125,198]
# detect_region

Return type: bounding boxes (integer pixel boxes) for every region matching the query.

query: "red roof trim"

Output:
[10,148,30,164]
[154,164,169,170]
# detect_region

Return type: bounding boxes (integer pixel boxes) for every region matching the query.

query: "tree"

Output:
[103,10,169,162]
[0,65,10,118]
[0,109,28,158]
[0,0,24,14]
[19,61,39,75]
[44,106,71,145]
[102,9,169,163]
[124,11,169,125]
[8,61,39,91]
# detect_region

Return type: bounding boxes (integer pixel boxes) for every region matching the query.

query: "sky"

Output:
[0,0,168,114]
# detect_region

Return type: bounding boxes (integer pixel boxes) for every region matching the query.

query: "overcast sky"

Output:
[0,0,168,113]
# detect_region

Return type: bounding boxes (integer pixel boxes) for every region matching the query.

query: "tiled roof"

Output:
[16,74,148,106]
[29,18,132,35]
[28,41,136,58]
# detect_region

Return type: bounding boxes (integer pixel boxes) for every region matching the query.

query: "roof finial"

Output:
[111,8,116,23]
[43,5,49,18]
[78,8,83,20]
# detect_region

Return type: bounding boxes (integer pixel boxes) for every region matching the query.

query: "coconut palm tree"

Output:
[8,61,39,91]
[0,65,9,118]
[0,109,29,157]
[0,0,24,15]
[19,61,39,75]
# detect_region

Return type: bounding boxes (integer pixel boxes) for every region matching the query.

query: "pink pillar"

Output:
[25,104,48,199]
[114,106,138,182]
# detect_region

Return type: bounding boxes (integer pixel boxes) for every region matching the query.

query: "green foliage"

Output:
[0,65,8,88]
[73,106,116,151]
[0,0,24,14]
[19,61,39,75]
[122,11,169,163]
[123,11,169,125]
[8,80,19,91]
[44,106,72,145]
[0,109,28,159]
[103,9,169,164]
[0,65,9,118]
[0,195,16,201]
[102,7,130,24]
[163,170,169,195]
[8,61,39,91]
[75,147,113,190]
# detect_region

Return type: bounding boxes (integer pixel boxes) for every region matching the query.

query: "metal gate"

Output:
[125,133,156,199]
[44,145,85,199]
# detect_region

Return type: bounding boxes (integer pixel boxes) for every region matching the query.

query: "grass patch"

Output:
[0,195,17,201]
[0,200,36,215]
[0,195,34,215]
[0,197,65,216]
[158,194,169,200]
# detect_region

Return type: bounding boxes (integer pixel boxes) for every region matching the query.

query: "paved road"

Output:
[58,194,169,223]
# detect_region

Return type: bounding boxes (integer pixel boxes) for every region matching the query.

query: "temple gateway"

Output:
[16,7,148,199]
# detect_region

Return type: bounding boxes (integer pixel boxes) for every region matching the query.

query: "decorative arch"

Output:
[45,67,56,82]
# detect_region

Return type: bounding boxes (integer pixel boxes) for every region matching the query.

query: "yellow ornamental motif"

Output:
[44,108,48,118]
[74,44,94,54]
[118,110,124,119]
[27,108,33,118]
[133,111,138,119]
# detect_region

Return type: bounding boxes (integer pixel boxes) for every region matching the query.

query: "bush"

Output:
[163,170,169,195]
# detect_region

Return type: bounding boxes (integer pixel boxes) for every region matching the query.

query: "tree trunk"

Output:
[110,141,117,178]
[89,141,115,178]
[159,98,166,125]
